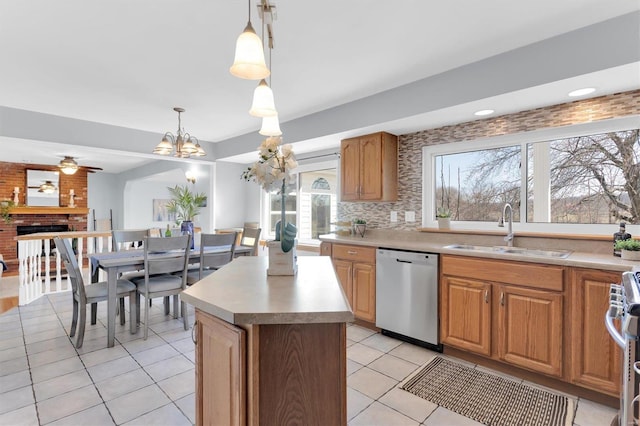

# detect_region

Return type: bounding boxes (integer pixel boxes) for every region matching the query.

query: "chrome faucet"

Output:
[498,203,514,247]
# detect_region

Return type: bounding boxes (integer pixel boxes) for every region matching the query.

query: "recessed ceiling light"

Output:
[568,87,596,97]
[474,109,494,116]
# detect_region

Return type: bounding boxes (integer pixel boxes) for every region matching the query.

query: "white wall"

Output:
[214,161,254,229]
[88,173,120,229]
[122,166,213,232]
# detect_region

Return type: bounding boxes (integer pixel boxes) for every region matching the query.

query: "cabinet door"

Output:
[497,285,563,377]
[353,262,376,322]
[570,268,621,396]
[340,138,360,201]
[333,259,353,309]
[441,276,491,356]
[196,310,246,426]
[358,134,383,200]
[319,241,332,256]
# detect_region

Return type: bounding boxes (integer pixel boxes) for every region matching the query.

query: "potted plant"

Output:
[0,199,15,224]
[166,185,207,249]
[615,239,640,261]
[353,218,367,237]
[436,207,451,229]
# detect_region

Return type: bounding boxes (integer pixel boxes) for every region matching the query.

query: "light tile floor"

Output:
[0,291,619,425]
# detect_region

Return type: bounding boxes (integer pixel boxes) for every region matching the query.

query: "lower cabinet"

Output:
[497,284,563,377]
[569,268,622,396]
[196,311,245,426]
[440,255,564,378]
[195,310,348,426]
[441,276,491,356]
[330,244,376,322]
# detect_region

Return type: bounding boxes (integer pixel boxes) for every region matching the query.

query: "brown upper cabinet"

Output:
[340,132,398,201]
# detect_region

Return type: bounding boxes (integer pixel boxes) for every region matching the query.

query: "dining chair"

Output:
[185,232,237,285]
[112,229,149,252]
[237,227,261,256]
[130,235,190,339]
[54,237,137,348]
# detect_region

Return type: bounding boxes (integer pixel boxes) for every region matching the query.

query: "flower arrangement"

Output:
[242,136,298,252]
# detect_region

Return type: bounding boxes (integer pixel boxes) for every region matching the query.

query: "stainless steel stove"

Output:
[606,270,640,426]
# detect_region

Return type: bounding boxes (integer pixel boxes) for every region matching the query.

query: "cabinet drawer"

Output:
[441,255,564,292]
[332,244,376,263]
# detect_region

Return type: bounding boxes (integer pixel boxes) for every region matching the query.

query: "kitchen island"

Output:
[181,256,353,426]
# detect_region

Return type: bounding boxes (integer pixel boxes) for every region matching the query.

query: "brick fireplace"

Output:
[0,161,89,276]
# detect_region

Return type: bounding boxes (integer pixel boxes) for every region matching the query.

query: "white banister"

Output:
[16,231,113,306]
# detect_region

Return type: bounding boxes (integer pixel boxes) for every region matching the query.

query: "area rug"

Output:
[401,357,574,426]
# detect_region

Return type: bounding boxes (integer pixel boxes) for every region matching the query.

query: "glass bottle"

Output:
[165,224,171,237]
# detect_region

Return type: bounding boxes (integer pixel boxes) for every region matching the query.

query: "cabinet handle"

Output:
[484,290,489,303]
[500,292,504,306]
[347,250,358,255]
[191,320,198,344]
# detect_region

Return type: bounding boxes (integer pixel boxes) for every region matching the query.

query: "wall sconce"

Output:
[185,171,196,184]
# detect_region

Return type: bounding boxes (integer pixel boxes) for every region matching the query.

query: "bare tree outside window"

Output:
[433,129,639,225]
[435,146,521,222]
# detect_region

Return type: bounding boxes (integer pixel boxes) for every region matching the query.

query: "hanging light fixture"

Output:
[230,0,270,80]
[259,114,282,136]
[250,79,277,117]
[256,3,281,133]
[38,180,57,194]
[58,156,79,175]
[153,107,206,158]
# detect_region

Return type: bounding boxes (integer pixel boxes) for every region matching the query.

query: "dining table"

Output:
[90,244,253,347]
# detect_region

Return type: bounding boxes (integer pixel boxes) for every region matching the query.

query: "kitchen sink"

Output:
[443,244,572,259]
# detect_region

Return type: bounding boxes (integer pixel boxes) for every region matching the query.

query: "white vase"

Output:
[267,240,298,276]
[437,217,451,229]
[621,250,640,261]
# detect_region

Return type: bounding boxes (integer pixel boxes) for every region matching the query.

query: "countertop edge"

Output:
[319,234,638,272]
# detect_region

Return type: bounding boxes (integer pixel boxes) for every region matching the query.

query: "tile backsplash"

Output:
[338,90,640,230]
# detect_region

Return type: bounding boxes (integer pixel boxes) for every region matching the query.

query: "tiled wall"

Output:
[338,90,640,230]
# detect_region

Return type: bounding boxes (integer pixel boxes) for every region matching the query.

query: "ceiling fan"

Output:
[58,156,103,174]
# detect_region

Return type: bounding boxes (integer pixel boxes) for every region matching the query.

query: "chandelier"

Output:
[59,156,78,175]
[153,107,206,158]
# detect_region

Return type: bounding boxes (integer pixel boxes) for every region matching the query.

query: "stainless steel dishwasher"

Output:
[376,248,441,351]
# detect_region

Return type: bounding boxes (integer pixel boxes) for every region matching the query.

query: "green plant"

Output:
[0,200,15,224]
[353,218,367,225]
[436,207,451,218]
[615,239,640,251]
[166,185,207,224]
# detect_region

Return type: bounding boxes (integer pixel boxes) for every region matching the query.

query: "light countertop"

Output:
[181,256,354,325]
[319,231,639,272]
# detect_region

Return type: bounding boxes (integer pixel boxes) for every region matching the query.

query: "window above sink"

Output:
[422,116,640,236]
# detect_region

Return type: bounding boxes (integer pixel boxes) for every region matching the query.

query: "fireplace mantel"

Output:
[9,207,90,215]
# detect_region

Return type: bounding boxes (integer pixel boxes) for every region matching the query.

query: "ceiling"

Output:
[1,1,639,172]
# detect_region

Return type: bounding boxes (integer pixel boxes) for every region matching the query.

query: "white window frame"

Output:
[422,116,640,236]
[262,160,338,242]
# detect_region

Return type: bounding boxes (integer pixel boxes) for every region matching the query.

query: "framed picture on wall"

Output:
[152,199,176,222]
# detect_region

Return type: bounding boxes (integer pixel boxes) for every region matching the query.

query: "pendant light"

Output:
[259,114,282,136]
[230,0,270,80]
[249,79,277,117]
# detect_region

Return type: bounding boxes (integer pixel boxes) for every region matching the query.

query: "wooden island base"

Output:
[196,310,347,426]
